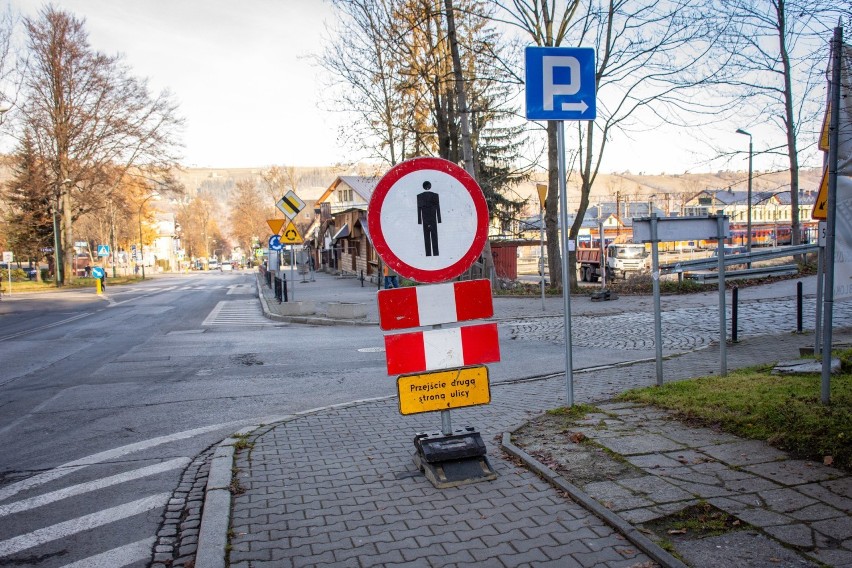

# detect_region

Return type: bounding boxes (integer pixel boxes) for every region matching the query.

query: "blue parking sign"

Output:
[525,47,596,121]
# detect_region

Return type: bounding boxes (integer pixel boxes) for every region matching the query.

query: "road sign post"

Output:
[525,46,597,408]
[370,157,498,487]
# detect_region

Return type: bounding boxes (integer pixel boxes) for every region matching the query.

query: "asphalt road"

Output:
[0,271,398,567]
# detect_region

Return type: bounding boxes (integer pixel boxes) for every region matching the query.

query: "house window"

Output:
[337,188,353,202]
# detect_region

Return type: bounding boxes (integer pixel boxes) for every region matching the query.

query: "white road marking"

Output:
[107,286,178,307]
[0,313,93,342]
[0,420,248,503]
[0,494,169,557]
[202,299,273,326]
[57,537,155,568]
[0,458,189,517]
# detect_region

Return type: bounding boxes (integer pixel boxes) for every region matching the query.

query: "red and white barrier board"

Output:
[378,279,493,330]
[384,323,500,375]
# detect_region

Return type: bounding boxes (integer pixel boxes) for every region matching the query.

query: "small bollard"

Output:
[360,270,365,287]
[732,285,738,343]
[797,280,803,333]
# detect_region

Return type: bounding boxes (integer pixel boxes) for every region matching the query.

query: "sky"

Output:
[8,0,827,175]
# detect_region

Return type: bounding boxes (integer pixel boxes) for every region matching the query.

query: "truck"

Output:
[576,243,649,282]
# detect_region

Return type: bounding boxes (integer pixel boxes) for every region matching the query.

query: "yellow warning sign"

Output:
[280,221,303,244]
[266,219,285,235]
[819,103,830,152]
[397,366,490,415]
[812,167,828,220]
[536,183,547,208]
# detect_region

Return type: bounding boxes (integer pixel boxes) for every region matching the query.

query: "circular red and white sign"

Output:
[368,157,488,283]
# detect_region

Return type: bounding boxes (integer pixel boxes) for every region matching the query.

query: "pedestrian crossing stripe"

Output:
[276,190,305,221]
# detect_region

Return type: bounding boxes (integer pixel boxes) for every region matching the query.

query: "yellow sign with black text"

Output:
[280,221,303,244]
[397,366,490,415]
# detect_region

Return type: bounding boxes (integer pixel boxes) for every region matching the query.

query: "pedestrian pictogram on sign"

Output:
[276,190,305,221]
[367,157,489,283]
[384,323,500,375]
[280,221,303,245]
[378,279,493,330]
[267,219,285,235]
[97,244,110,257]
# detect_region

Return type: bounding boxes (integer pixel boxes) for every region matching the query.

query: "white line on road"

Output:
[0,494,169,557]
[0,421,248,503]
[57,537,155,568]
[0,458,190,517]
[0,313,93,342]
[107,286,178,307]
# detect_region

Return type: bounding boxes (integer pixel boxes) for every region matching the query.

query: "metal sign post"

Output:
[526,46,597,408]
[716,213,728,377]
[650,216,663,385]
[557,122,574,407]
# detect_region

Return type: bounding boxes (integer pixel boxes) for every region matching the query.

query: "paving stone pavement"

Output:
[185,272,851,568]
[221,344,851,565]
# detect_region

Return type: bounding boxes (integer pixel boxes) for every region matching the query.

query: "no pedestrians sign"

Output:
[367,157,488,283]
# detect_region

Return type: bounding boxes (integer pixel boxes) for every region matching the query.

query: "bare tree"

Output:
[499,0,728,287]
[17,6,182,283]
[321,0,412,166]
[716,0,848,245]
[494,0,582,288]
[229,179,274,256]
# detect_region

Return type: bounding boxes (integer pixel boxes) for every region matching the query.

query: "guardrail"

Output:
[660,243,819,275]
[684,264,800,284]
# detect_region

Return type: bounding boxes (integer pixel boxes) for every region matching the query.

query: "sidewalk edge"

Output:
[500,431,688,568]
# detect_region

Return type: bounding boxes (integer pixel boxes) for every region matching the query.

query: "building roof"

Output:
[315,176,381,205]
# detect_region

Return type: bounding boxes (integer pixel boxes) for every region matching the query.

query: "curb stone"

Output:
[501,431,689,568]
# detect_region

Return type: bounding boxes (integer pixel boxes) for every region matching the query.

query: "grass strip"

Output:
[618,359,852,471]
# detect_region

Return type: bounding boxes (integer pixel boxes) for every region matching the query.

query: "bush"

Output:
[0,268,29,282]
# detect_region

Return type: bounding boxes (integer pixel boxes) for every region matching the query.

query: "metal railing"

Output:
[660,243,819,275]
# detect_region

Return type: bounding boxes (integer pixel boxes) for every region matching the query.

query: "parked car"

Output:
[220,262,233,271]
[208,260,219,270]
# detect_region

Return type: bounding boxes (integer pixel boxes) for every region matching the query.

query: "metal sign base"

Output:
[413,428,497,488]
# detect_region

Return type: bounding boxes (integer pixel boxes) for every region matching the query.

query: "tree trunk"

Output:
[444,0,495,283]
[545,121,562,289]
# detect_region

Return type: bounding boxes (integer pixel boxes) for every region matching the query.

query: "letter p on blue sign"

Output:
[525,46,596,121]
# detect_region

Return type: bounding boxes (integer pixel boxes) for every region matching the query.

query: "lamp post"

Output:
[736,128,753,255]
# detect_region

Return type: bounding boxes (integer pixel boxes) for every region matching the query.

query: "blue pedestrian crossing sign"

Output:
[525,46,596,121]
[92,266,105,279]
[97,244,110,257]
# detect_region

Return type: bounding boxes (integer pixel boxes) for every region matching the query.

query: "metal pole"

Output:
[599,223,607,289]
[747,137,753,257]
[52,202,62,287]
[650,215,663,385]
[717,212,727,376]
[139,210,146,280]
[821,25,842,405]
[797,281,803,333]
[815,243,824,354]
[540,206,545,310]
[732,286,738,343]
[290,245,295,301]
[557,121,574,407]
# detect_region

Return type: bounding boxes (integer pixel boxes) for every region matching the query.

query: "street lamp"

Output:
[736,128,753,255]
